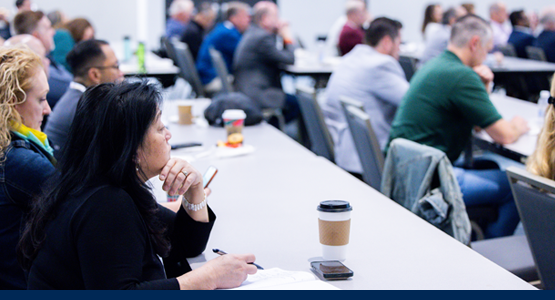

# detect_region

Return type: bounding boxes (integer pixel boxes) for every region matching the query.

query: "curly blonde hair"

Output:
[527,77,555,179]
[0,47,43,159]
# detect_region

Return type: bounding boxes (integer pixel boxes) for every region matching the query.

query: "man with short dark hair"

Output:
[507,10,535,58]
[180,2,216,60]
[15,0,31,12]
[388,15,529,239]
[196,1,251,93]
[44,40,124,159]
[13,10,72,110]
[323,17,408,177]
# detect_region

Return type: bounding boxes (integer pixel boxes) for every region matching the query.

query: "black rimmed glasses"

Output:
[91,63,120,70]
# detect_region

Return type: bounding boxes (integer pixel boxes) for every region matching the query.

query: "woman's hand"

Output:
[159,158,203,197]
[177,254,258,290]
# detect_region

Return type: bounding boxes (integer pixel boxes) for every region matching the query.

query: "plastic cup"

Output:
[317,200,352,261]
[222,109,246,136]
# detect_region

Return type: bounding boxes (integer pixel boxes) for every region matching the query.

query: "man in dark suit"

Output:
[44,40,124,159]
[180,2,216,60]
[534,8,555,62]
[507,10,535,58]
[233,1,299,123]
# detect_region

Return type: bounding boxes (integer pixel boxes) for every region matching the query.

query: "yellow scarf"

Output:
[12,123,54,157]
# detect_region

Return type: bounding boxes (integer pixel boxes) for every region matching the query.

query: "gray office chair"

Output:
[498,44,517,57]
[507,166,555,289]
[172,41,206,98]
[161,36,179,66]
[343,105,384,190]
[399,55,418,81]
[526,46,547,62]
[296,85,334,162]
[208,47,234,94]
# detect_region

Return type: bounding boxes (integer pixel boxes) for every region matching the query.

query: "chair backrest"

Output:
[498,44,517,57]
[172,41,205,98]
[526,46,547,62]
[296,85,334,162]
[208,47,234,94]
[344,104,385,190]
[398,55,417,81]
[506,166,555,290]
[161,36,178,65]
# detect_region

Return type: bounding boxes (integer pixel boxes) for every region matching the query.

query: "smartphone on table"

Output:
[311,260,354,280]
[203,166,218,189]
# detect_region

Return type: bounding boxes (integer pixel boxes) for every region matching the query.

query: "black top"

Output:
[27,184,215,289]
[181,20,205,60]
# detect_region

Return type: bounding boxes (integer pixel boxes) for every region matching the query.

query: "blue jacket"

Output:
[196,22,242,85]
[381,138,471,245]
[0,134,56,289]
[508,29,535,59]
[534,30,555,62]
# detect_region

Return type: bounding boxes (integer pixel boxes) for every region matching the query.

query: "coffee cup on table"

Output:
[177,100,194,125]
[222,109,246,136]
[317,200,352,261]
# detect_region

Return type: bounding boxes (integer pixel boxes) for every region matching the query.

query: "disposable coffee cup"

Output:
[177,100,194,125]
[317,200,352,261]
[222,109,246,136]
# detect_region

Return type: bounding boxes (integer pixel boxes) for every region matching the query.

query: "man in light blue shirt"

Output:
[323,17,409,176]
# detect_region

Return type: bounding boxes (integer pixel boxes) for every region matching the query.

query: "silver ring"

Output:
[182,170,188,177]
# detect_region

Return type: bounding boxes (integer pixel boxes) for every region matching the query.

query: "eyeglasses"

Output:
[90,63,120,70]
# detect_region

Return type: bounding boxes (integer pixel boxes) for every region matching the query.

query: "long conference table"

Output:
[148,109,535,289]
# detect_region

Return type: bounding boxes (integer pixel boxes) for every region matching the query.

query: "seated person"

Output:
[47,10,74,71]
[388,15,529,239]
[507,10,535,58]
[44,39,124,159]
[533,8,555,62]
[338,0,367,56]
[166,0,194,39]
[421,4,444,42]
[19,80,258,289]
[527,77,555,178]
[233,1,299,122]
[180,2,216,60]
[13,10,72,110]
[323,17,408,177]
[196,1,251,94]
[419,6,467,66]
[0,47,55,289]
[4,34,50,77]
[489,2,511,50]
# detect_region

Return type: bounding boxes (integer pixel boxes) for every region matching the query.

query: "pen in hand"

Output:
[212,248,264,270]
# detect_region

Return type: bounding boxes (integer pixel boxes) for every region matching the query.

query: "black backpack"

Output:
[204,92,263,126]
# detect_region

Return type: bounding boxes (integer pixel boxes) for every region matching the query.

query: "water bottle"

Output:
[137,41,146,74]
[123,36,132,63]
[316,35,326,64]
[538,90,550,119]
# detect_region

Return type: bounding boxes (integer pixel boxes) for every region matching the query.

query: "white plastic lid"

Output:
[222,109,246,120]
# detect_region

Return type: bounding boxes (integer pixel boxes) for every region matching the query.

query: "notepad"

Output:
[229,268,340,290]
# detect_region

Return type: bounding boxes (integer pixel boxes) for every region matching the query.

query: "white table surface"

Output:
[149,108,535,290]
[475,94,540,158]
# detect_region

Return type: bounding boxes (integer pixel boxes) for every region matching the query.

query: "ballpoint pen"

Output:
[212,248,264,270]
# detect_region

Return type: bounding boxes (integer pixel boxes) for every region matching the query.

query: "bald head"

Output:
[540,6,555,30]
[4,34,50,76]
[252,1,277,25]
[489,2,508,23]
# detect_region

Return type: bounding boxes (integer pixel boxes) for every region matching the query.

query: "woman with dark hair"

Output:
[422,3,443,41]
[0,47,53,290]
[19,80,257,289]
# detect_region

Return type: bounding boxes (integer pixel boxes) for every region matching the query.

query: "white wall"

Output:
[0,0,552,53]
[279,0,554,52]
[0,0,166,51]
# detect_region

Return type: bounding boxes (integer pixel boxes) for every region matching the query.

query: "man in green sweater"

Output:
[388,14,529,239]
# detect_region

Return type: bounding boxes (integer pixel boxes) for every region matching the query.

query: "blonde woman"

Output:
[0,47,54,289]
[527,78,555,179]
